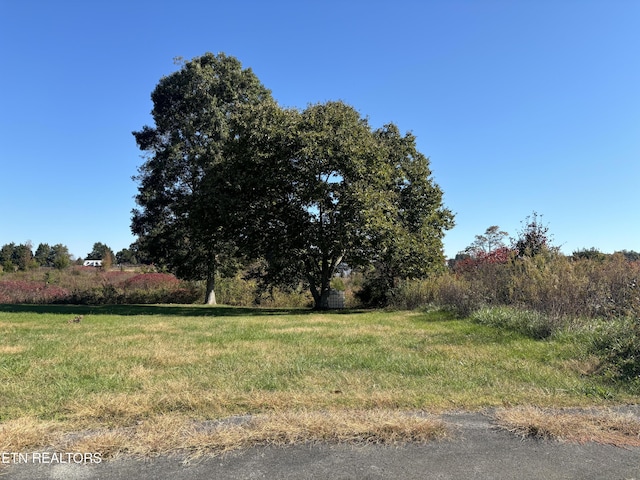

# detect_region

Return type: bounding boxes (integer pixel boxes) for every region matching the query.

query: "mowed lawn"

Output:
[0,305,635,456]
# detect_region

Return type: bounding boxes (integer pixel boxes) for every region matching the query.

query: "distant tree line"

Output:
[0,241,141,272]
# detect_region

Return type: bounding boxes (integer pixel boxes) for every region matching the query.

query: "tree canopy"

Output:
[86,242,115,262]
[0,243,35,271]
[132,52,454,308]
[465,226,509,256]
[132,53,272,304]
[35,243,71,269]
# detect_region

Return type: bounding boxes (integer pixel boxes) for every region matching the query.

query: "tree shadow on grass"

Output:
[0,304,367,317]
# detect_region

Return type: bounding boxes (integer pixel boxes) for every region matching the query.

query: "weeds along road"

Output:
[4,411,640,480]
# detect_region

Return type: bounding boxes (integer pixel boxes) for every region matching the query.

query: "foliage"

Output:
[123,273,179,291]
[132,53,453,309]
[0,267,199,305]
[434,274,483,317]
[512,212,557,258]
[34,243,72,269]
[453,246,514,273]
[115,247,138,265]
[245,104,453,309]
[385,277,439,310]
[442,252,640,320]
[385,242,640,382]
[465,225,509,256]
[572,247,607,262]
[132,52,272,305]
[0,281,70,304]
[33,243,51,266]
[355,125,454,307]
[617,250,640,262]
[0,242,37,271]
[86,242,115,262]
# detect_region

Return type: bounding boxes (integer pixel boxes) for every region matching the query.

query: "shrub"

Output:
[0,269,202,305]
[355,275,392,308]
[388,278,439,310]
[435,275,482,317]
[121,273,200,304]
[123,273,180,291]
[445,252,640,321]
[256,287,313,308]
[0,281,70,304]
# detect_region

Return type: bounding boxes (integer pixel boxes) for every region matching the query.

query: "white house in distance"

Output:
[83,260,103,267]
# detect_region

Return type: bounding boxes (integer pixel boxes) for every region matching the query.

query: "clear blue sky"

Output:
[1,0,638,260]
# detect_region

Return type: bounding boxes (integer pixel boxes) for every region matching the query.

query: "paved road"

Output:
[3,412,639,479]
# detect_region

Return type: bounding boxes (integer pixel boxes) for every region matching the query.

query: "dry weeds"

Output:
[1,410,447,461]
[494,406,640,446]
[0,417,65,452]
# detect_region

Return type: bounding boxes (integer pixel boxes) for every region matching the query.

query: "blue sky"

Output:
[1,0,638,260]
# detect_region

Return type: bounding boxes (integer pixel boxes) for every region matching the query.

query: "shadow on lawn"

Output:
[0,303,366,317]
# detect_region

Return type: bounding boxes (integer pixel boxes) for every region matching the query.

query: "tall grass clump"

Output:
[584,317,640,383]
[470,306,564,340]
[383,277,438,310]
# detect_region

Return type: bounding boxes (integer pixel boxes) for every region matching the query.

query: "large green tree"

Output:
[132,53,272,304]
[367,124,454,291]
[132,53,454,309]
[239,101,453,309]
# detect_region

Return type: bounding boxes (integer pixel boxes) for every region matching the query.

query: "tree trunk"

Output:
[318,287,331,310]
[309,271,332,310]
[307,253,344,310]
[307,274,322,310]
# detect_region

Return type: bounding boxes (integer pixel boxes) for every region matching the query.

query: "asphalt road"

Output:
[3,412,639,480]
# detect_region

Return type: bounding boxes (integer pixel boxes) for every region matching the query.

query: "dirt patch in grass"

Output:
[494,406,640,446]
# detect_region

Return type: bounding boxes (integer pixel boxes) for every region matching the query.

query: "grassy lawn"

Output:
[0,305,636,456]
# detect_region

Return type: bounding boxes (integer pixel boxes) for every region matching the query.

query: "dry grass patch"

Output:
[494,406,640,446]
[66,393,153,427]
[273,326,325,334]
[0,417,65,452]
[561,357,602,376]
[0,345,25,354]
[66,410,448,460]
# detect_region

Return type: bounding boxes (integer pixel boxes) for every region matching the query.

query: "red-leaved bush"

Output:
[0,281,70,304]
[0,269,199,305]
[453,247,514,273]
[123,273,180,291]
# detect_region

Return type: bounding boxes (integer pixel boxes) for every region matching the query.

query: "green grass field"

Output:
[0,304,636,456]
